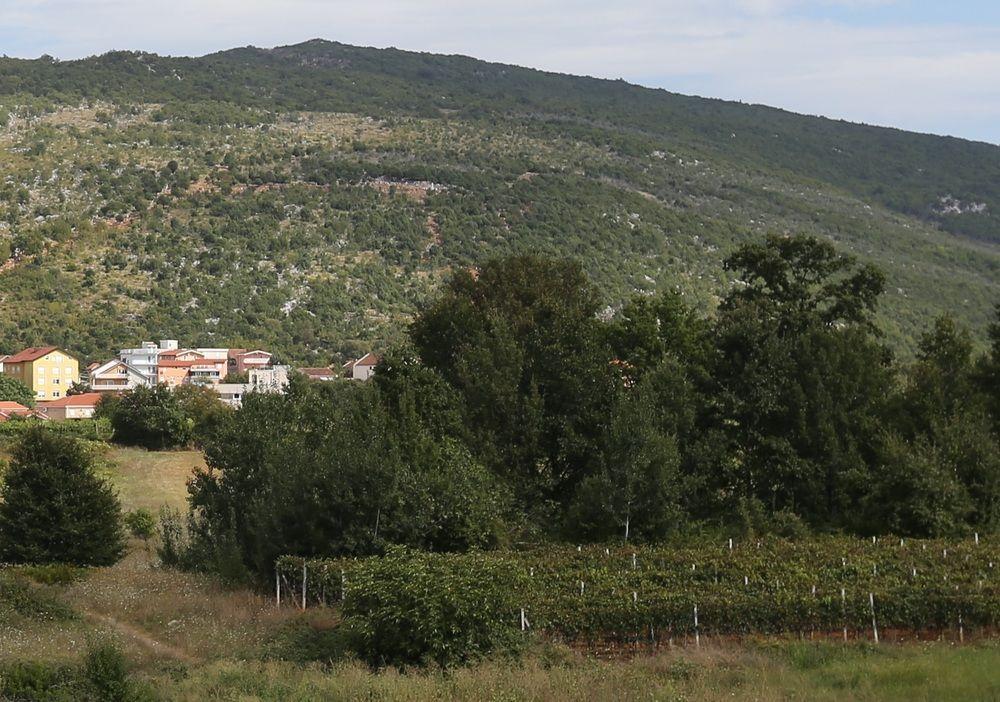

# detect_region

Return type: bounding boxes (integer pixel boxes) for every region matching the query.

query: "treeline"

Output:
[175,234,1000,581]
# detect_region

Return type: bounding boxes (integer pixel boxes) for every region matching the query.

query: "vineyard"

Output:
[277,537,1000,647]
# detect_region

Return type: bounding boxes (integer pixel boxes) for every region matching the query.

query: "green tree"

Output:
[100,385,192,449]
[568,381,683,542]
[410,255,618,514]
[709,234,894,529]
[172,383,232,445]
[0,428,125,566]
[0,374,35,407]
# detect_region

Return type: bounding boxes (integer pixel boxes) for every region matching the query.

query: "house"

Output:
[37,392,103,421]
[156,359,196,387]
[249,365,289,391]
[344,352,380,381]
[228,349,273,377]
[214,383,250,408]
[1,346,80,400]
[300,367,338,382]
[89,359,148,392]
[0,401,46,422]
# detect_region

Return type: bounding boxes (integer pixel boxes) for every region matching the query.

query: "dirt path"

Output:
[82,609,201,664]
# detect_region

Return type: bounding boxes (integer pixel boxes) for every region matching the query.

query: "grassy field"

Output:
[96,446,205,514]
[2,447,999,700]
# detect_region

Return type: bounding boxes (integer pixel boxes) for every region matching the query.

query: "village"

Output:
[0,341,379,422]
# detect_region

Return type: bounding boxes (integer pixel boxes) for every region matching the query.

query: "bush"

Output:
[342,547,526,667]
[0,642,152,702]
[124,509,156,542]
[0,374,35,407]
[82,643,132,702]
[0,428,125,566]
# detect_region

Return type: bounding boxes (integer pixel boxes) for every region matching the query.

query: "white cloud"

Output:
[1,0,997,143]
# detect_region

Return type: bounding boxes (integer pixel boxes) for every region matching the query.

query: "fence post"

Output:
[694,605,700,648]
[841,587,847,642]
[869,592,879,644]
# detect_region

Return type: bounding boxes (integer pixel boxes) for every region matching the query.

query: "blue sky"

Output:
[1,1,998,143]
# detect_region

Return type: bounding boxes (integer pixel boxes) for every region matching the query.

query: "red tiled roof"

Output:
[38,392,104,408]
[354,352,380,367]
[5,346,59,363]
[0,401,29,411]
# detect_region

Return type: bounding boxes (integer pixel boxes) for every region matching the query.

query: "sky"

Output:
[1,1,998,144]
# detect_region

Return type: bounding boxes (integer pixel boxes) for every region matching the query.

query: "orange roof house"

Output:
[2,346,80,400]
[0,401,47,422]
[37,392,104,421]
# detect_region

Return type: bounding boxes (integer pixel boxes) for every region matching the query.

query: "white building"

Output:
[344,352,379,381]
[89,359,149,392]
[249,365,290,391]
[215,383,250,408]
[119,340,178,385]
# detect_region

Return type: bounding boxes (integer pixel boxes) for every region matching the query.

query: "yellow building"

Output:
[2,346,80,400]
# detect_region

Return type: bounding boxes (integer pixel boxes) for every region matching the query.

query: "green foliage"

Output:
[0,374,35,407]
[0,428,125,566]
[411,255,618,508]
[99,385,193,449]
[340,547,526,667]
[285,537,1000,646]
[0,417,112,442]
[124,509,156,541]
[186,376,508,579]
[0,641,152,702]
[0,572,76,623]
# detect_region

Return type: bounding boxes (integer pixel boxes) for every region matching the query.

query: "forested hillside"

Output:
[0,39,996,362]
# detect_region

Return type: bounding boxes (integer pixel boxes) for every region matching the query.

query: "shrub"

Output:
[0,428,125,566]
[124,509,156,542]
[82,643,132,702]
[342,547,526,668]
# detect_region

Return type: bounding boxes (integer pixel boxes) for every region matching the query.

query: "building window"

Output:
[53,378,60,385]
[52,391,60,398]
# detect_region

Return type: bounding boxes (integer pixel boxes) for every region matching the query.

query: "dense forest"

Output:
[0,40,997,364]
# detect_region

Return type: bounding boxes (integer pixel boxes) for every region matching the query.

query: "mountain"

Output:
[0,39,996,363]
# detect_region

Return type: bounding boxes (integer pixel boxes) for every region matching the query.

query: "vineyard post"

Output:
[694,605,700,648]
[959,612,964,643]
[869,592,879,644]
[276,568,281,608]
[841,587,847,642]
[728,538,733,551]
[302,563,307,610]
[632,553,637,570]
[580,580,585,596]
[974,532,979,545]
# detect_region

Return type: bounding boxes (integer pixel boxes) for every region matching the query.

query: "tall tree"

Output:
[709,235,893,528]
[411,255,618,511]
[0,428,125,566]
